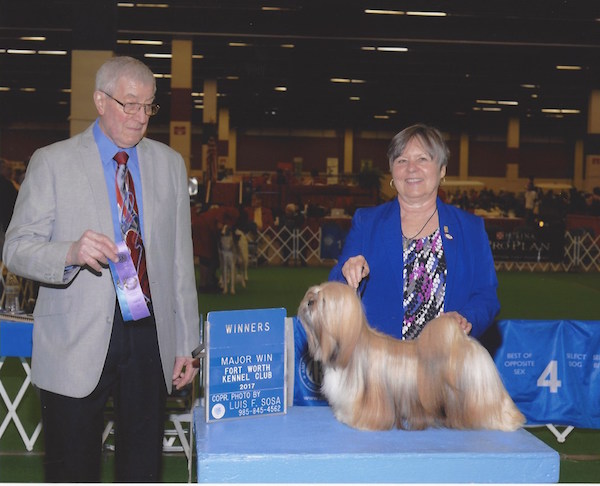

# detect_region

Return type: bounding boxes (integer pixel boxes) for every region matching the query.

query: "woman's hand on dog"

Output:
[342,255,370,289]
[441,311,472,334]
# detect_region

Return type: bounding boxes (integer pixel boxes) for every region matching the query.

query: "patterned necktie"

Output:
[114,151,151,302]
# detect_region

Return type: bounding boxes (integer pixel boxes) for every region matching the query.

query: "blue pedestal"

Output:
[194,406,559,483]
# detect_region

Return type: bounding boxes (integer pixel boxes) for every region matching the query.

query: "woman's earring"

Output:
[389,178,395,189]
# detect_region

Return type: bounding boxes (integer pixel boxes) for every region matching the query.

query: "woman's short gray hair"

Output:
[95,56,156,96]
[387,124,449,171]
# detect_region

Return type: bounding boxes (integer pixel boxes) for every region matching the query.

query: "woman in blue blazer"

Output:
[329,124,499,340]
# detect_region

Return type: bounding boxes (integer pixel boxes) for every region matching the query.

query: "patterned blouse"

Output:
[402,228,447,340]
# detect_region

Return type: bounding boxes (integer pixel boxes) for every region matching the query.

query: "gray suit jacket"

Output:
[3,124,200,397]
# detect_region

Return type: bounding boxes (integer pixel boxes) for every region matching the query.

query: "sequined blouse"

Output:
[402,228,447,340]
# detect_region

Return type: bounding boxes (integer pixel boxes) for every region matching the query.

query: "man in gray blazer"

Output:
[3,56,200,482]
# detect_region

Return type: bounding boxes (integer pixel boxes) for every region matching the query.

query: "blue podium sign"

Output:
[205,308,287,422]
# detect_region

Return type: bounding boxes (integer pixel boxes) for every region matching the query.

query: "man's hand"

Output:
[66,230,118,272]
[172,356,199,390]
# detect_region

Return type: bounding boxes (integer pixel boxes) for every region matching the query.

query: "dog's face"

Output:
[297,281,365,368]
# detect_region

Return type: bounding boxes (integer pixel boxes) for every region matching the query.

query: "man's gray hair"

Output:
[95,56,156,95]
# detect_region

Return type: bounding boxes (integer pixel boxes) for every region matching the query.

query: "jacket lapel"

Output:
[381,199,404,299]
[437,200,458,311]
[136,139,155,248]
[77,127,114,238]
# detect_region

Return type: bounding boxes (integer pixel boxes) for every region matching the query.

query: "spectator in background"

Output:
[245,194,274,231]
[192,205,239,292]
[524,178,537,226]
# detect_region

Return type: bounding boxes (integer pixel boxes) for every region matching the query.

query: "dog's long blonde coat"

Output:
[297,281,525,431]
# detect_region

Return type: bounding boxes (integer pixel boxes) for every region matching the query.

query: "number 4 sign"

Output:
[536,360,562,393]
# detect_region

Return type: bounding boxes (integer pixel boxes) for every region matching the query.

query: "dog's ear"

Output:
[316,282,364,368]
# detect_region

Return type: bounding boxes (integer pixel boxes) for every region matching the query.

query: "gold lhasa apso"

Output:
[297,281,525,431]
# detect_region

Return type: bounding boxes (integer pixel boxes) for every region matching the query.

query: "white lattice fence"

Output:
[254,227,600,272]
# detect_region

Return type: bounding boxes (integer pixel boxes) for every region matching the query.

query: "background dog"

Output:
[218,225,249,294]
[297,281,525,431]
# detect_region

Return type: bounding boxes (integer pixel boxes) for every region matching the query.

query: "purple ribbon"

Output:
[109,241,150,321]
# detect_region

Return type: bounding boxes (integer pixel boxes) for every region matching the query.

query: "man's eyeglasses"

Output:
[101,91,160,116]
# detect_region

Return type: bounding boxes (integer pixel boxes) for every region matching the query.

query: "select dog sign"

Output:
[205,307,287,422]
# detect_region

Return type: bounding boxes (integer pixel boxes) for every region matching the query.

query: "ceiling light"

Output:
[38,50,67,55]
[406,11,447,17]
[349,96,360,101]
[130,39,163,45]
[374,115,390,119]
[498,101,518,106]
[520,84,537,89]
[0,87,10,92]
[226,76,239,80]
[192,54,204,59]
[556,65,582,71]
[330,78,365,84]
[20,87,36,92]
[7,49,36,55]
[153,73,171,79]
[476,99,497,105]
[145,53,172,58]
[364,9,405,15]
[20,36,46,41]
[280,44,295,49]
[541,108,580,114]
[229,42,252,47]
[117,2,134,7]
[135,3,169,7]
[473,106,502,112]
[274,86,287,92]
[376,47,408,52]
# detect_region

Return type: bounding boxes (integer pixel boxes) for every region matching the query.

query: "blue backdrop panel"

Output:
[494,319,600,429]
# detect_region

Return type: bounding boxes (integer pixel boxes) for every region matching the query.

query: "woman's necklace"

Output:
[402,207,438,251]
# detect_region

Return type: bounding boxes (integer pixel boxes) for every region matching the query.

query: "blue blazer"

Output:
[329,198,500,339]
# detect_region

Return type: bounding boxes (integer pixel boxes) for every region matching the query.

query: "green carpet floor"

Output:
[1,267,599,482]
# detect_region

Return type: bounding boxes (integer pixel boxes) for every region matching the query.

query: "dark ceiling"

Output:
[1,0,600,136]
